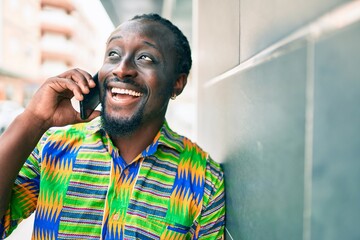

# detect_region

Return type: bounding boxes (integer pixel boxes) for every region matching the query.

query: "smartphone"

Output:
[80,73,100,120]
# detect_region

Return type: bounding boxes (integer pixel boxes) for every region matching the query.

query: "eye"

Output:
[138,55,153,62]
[108,51,120,58]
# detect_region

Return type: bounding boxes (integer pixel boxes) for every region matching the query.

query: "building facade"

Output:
[0,0,111,106]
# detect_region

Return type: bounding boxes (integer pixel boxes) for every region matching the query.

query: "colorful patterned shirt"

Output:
[0,118,225,239]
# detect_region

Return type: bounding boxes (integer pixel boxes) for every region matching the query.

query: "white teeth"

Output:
[111,87,143,97]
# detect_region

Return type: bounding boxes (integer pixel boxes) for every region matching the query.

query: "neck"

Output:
[110,119,164,164]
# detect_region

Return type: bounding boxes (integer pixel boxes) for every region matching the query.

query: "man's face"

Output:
[98,20,178,136]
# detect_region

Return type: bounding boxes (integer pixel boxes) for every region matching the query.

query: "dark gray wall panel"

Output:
[198,44,307,239]
[240,0,349,61]
[194,1,360,239]
[312,22,360,240]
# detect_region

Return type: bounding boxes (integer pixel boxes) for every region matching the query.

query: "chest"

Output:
[35,143,205,239]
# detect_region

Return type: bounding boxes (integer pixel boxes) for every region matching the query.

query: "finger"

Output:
[52,78,84,101]
[69,69,92,94]
[58,69,92,94]
[73,68,95,86]
[73,69,99,90]
[72,68,98,89]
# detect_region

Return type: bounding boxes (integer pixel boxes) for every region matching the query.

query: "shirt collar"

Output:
[84,117,184,154]
[84,117,103,136]
[157,120,184,153]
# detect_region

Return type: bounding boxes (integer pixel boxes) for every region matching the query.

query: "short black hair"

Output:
[131,13,192,75]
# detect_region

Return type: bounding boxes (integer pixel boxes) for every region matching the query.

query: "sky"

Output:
[75,0,115,43]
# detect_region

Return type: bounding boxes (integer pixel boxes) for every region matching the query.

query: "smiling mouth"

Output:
[110,87,143,101]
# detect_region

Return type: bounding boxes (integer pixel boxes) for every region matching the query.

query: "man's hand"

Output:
[0,68,102,220]
[25,68,101,130]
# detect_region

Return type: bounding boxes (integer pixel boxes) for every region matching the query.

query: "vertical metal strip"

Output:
[225,227,235,240]
[303,37,315,240]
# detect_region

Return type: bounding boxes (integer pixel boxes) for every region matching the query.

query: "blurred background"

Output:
[1,0,360,239]
[0,0,114,133]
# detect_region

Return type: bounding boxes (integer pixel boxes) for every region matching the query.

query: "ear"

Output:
[172,73,188,97]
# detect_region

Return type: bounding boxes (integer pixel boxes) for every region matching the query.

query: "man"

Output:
[0,14,225,239]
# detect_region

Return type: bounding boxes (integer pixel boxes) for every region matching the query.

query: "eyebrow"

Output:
[143,41,159,50]
[107,35,159,51]
[107,35,122,44]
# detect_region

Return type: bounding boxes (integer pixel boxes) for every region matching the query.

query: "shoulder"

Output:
[180,135,222,172]
[157,121,224,187]
[178,134,224,185]
[165,124,222,175]
[178,136,224,206]
[38,118,101,148]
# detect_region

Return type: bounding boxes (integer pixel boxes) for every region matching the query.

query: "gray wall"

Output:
[193,0,360,239]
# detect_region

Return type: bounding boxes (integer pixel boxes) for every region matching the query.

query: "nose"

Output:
[112,57,137,79]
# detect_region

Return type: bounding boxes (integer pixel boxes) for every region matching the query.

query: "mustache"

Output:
[103,76,147,93]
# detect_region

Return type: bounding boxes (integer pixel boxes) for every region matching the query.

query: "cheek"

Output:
[150,79,172,98]
[98,64,113,78]
[153,71,175,93]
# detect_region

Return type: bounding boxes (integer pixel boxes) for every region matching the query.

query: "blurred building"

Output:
[0,0,39,104]
[0,0,112,106]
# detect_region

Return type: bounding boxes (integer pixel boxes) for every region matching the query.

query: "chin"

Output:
[100,107,143,137]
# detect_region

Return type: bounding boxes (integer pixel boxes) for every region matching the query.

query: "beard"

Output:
[99,76,172,138]
[100,94,144,138]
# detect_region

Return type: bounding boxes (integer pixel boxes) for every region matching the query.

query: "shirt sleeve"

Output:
[193,158,226,240]
[0,139,42,238]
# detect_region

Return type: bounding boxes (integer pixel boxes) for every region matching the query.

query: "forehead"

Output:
[107,20,175,49]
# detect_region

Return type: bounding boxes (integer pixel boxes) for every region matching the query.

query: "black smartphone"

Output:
[79,73,100,120]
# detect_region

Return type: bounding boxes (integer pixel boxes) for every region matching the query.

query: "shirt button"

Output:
[123,169,129,175]
[113,213,120,221]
